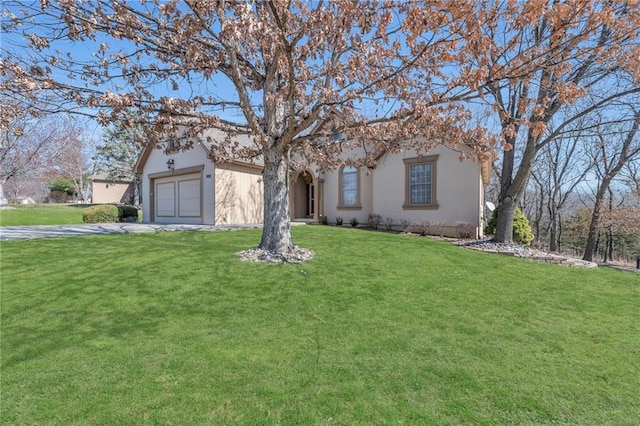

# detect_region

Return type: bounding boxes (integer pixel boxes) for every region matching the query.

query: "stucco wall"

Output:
[91,180,134,204]
[320,145,484,236]
[214,163,263,225]
[374,145,481,219]
[321,168,373,225]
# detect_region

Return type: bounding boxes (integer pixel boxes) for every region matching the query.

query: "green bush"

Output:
[48,179,75,194]
[335,217,343,226]
[118,205,139,221]
[485,207,534,246]
[82,205,120,223]
[513,208,535,246]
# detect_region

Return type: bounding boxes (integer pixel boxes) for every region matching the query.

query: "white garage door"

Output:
[154,173,202,224]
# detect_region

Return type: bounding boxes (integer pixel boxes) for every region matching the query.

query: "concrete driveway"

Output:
[0,223,262,241]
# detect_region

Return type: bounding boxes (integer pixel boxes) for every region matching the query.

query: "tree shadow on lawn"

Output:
[2,232,269,371]
[2,238,194,369]
[3,296,164,369]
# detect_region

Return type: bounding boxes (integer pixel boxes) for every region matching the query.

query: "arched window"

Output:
[338,166,360,209]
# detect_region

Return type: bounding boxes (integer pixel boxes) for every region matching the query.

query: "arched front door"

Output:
[291,171,322,221]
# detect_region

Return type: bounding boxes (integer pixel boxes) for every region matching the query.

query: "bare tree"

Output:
[523,173,546,245]
[461,1,640,243]
[529,120,593,252]
[1,1,496,258]
[3,1,638,257]
[49,134,95,202]
[622,161,640,196]
[582,106,640,261]
[0,98,82,203]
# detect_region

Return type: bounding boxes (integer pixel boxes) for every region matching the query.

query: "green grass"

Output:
[0,203,88,226]
[2,227,639,424]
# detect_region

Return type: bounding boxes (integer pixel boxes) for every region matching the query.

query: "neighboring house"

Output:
[90,176,135,204]
[134,130,490,237]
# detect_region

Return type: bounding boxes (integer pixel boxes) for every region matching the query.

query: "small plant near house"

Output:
[399,219,410,232]
[485,207,535,246]
[82,205,120,223]
[350,217,359,227]
[434,221,446,238]
[319,215,329,225]
[512,209,535,246]
[415,220,431,236]
[381,217,394,231]
[117,205,139,222]
[335,216,343,226]
[368,213,382,230]
[456,221,474,239]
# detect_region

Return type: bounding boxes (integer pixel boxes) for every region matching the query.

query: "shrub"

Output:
[350,217,359,227]
[319,215,329,225]
[381,217,394,231]
[335,217,343,226]
[47,179,76,203]
[82,205,120,223]
[415,220,431,236]
[368,214,382,230]
[456,221,474,239]
[513,208,535,246]
[118,205,138,221]
[485,207,535,246]
[485,210,496,236]
[47,191,73,203]
[48,179,75,194]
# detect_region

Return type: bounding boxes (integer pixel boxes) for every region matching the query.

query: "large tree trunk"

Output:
[494,139,517,243]
[549,204,558,252]
[557,213,563,253]
[259,148,294,254]
[494,195,516,243]
[582,190,605,261]
[494,130,537,244]
[604,227,614,263]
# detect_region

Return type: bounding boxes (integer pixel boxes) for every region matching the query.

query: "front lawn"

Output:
[1,227,638,424]
[0,203,88,226]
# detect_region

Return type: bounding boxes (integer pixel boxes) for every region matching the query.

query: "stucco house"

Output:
[134,130,490,238]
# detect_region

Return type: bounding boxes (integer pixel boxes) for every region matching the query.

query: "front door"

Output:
[307,182,315,217]
[292,171,318,220]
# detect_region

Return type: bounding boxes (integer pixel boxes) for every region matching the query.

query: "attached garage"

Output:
[151,169,203,224]
[135,130,266,226]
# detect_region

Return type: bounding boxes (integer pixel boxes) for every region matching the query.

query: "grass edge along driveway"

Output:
[2,226,638,425]
[0,203,89,226]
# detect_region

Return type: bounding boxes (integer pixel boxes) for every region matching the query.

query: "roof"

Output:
[90,175,134,184]
[134,125,262,174]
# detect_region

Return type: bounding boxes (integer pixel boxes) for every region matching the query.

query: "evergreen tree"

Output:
[94,111,145,205]
[94,111,145,182]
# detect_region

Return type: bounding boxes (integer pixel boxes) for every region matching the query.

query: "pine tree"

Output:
[94,111,145,204]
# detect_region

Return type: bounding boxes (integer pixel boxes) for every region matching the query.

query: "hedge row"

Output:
[82,205,139,223]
